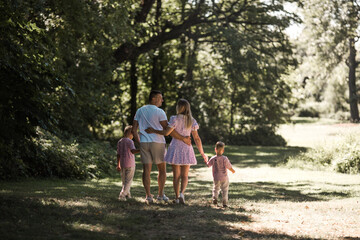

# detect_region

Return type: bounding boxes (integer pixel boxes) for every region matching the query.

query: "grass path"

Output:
[1,122,360,239]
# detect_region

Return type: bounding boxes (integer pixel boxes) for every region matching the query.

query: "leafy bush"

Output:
[0,129,117,180]
[284,133,360,174]
[199,125,286,146]
[298,107,320,118]
[227,126,286,146]
[334,151,360,174]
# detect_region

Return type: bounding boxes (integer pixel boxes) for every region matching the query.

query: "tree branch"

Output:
[114,12,202,63]
[113,0,281,64]
[135,0,156,23]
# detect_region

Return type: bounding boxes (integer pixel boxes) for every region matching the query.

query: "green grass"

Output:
[288,117,342,125]
[1,143,360,239]
[2,119,360,239]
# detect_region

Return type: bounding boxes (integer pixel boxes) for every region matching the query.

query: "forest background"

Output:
[1,0,359,180]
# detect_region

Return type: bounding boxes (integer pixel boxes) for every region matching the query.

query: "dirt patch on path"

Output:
[236,198,360,239]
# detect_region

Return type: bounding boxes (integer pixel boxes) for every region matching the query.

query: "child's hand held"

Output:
[201,153,208,162]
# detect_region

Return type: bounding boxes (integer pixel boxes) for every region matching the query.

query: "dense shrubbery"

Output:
[298,107,320,118]
[284,134,360,174]
[228,126,286,146]
[200,125,286,146]
[0,129,117,180]
[334,149,360,174]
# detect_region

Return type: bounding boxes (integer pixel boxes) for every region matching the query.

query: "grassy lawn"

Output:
[1,123,360,239]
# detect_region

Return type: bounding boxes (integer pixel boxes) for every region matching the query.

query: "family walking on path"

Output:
[116,90,235,206]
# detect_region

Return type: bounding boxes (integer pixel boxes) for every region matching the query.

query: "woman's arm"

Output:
[191,130,208,162]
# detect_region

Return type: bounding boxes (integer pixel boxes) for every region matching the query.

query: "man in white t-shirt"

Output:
[132,90,191,203]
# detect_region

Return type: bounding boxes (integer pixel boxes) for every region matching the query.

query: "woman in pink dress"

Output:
[145,99,208,203]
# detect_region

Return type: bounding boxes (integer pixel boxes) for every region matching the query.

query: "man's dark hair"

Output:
[149,90,162,102]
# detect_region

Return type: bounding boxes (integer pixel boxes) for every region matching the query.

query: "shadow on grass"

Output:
[187,179,351,203]
[196,145,308,168]
[0,180,317,240]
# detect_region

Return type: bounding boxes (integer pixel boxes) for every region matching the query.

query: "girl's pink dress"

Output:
[165,115,199,165]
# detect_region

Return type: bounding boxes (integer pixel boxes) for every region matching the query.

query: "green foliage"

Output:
[335,149,360,174]
[0,0,59,173]
[110,0,300,144]
[287,0,360,120]
[297,106,320,118]
[227,126,287,146]
[0,128,117,180]
[284,133,360,174]
[0,0,129,179]
[1,0,300,180]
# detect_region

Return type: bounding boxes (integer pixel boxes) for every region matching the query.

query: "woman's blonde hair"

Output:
[176,99,193,129]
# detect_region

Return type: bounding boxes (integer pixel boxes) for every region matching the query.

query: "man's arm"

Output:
[132,120,140,144]
[146,126,174,136]
[159,120,191,146]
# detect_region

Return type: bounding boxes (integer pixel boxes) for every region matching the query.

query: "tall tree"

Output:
[299,0,360,121]
[114,0,300,125]
[0,0,131,178]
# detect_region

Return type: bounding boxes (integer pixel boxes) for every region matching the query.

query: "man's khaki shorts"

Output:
[140,142,166,165]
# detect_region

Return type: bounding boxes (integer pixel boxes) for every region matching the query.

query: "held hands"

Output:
[145,127,155,133]
[201,153,208,163]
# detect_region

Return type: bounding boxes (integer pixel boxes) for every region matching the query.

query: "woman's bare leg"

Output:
[180,165,190,194]
[172,165,181,199]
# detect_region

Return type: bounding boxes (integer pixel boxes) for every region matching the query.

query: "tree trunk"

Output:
[177,0,187,99]
[348,38,359,122]
[229,85,237,137]
[151,53,160,90]
[151,0,162,91]
[129,58,138,124]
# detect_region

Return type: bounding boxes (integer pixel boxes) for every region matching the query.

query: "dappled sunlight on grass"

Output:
[68,222,106,233]
[2,124,360,240]
[1,170,360,239]
[278,121,360,148]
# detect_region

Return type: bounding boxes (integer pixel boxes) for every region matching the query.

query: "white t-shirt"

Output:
[134,104,168,143]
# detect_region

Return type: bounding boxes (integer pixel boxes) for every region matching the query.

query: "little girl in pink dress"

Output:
[146,99,208,203]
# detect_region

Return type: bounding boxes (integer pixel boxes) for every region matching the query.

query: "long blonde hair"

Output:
[176,99,193,129]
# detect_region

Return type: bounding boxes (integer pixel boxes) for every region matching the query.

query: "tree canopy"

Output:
[9,0,360,180]
[288,0,360,121]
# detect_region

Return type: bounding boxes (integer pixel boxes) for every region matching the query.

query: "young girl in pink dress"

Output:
[117,125,140,200]
[146,99,208,203]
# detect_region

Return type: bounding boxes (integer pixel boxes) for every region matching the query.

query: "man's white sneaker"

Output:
[179,193,185,204]
[157,194,169,203]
